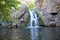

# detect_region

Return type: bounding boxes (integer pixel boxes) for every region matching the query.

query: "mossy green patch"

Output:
[34,10,45,26]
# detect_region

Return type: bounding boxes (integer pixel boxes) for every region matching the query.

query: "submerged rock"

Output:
[35,0,60,27]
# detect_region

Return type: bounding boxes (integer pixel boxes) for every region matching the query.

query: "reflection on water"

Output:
[0,27,43,40]
[30,28,39,40]
[0,27,60,40]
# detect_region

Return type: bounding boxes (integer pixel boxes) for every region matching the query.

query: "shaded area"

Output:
[41,27,60,40]
[0,28,29,40]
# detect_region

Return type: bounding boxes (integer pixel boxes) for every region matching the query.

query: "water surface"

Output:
[0,27,60,40]
[0,27,43,40]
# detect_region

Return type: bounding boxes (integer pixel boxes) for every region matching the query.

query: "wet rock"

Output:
[35,0,60,27]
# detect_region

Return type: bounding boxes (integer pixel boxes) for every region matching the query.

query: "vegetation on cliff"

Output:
[27,0,35,10]
[35,10,45,26]
[0,0,20,21]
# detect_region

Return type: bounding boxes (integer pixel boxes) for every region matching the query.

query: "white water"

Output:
[29,10,39,26]
[28,10,39,40]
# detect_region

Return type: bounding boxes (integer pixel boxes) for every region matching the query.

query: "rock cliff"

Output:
[10,5,30,28]
[35,0,60,27]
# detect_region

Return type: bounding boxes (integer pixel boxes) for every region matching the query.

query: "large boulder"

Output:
[10,5,30,27]
[35,0,60,27]
[10,5,28,21]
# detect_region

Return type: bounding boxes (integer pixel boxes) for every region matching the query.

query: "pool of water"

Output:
[0,27,60,40]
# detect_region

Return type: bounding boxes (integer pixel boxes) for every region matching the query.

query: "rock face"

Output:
[35,0,60,26]
[10,5,28,21]
[10,5,29,27]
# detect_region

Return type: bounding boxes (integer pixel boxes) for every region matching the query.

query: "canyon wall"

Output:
[35,0,60,27]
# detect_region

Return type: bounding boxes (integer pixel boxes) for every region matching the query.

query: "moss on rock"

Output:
[34,10,45,26]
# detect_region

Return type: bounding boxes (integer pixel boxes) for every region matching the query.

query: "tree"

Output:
[0,0,20,21]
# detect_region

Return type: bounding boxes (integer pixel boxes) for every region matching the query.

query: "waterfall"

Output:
[29,10,39,27]
[27,10,39,40]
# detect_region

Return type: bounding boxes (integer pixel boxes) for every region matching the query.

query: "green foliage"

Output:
[0,0,20,21]
[27,1,35,10]
[35,10,44,26]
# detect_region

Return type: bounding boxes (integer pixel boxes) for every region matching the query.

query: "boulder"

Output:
[10,5,30,27]
[35,0,60,27]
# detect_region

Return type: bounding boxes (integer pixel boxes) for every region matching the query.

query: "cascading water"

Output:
[27,10,39,40]
[29,10,39,26]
